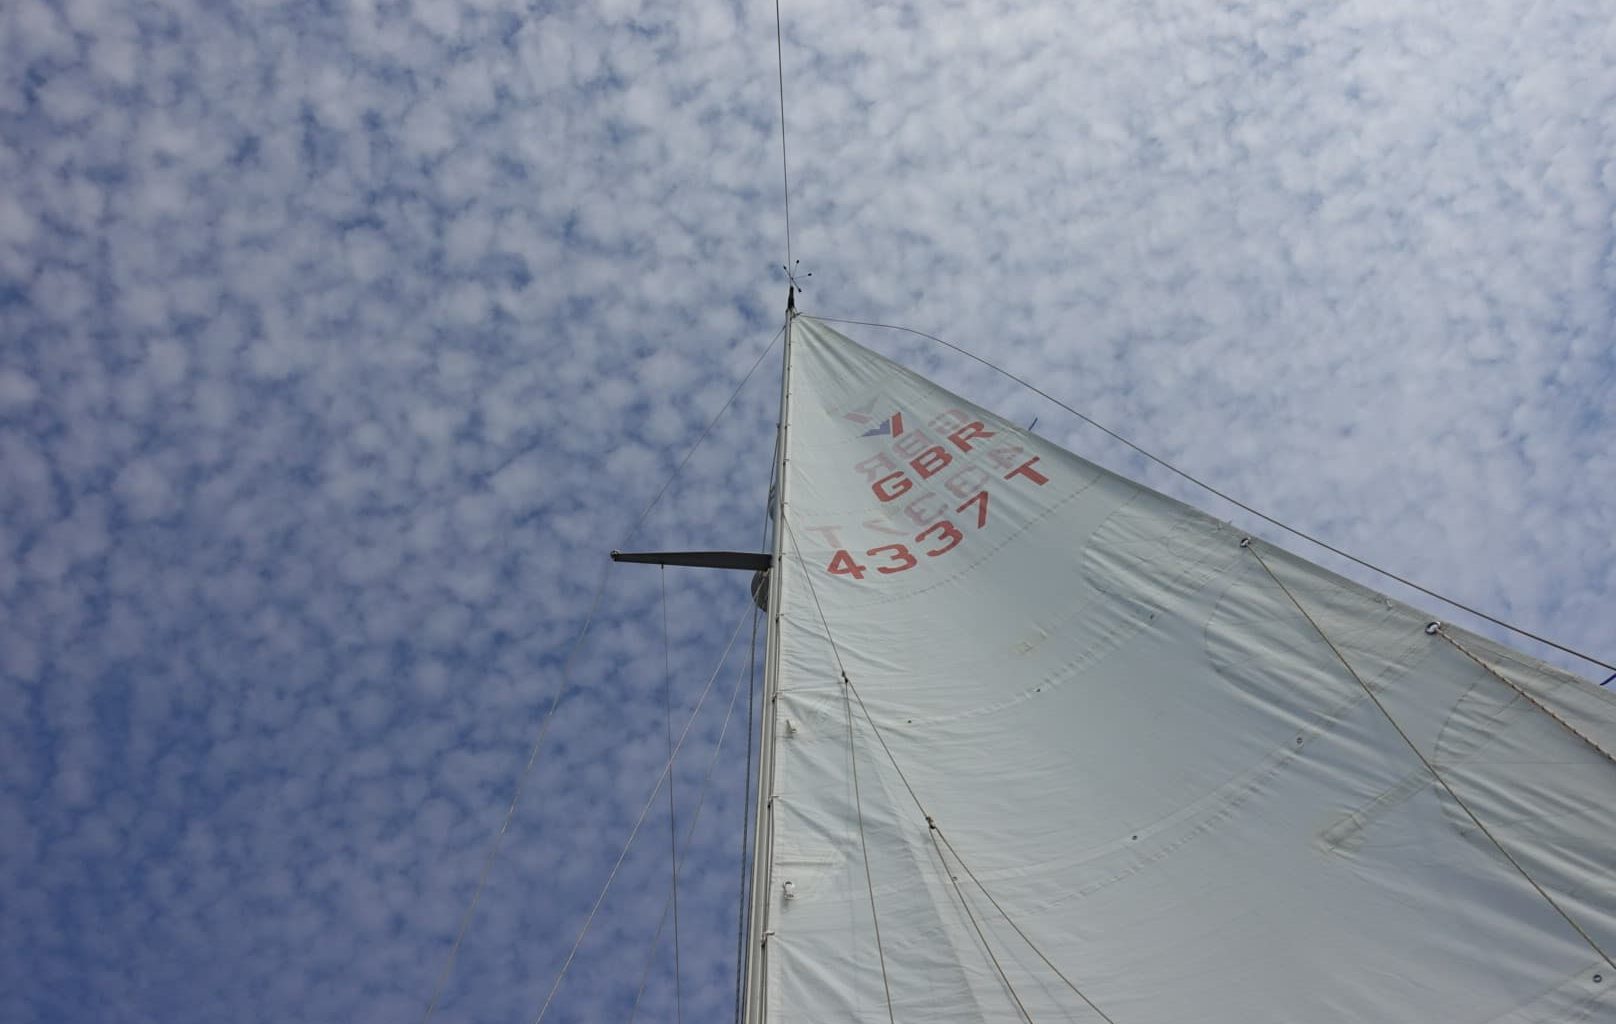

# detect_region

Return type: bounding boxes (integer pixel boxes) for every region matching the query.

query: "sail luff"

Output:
[741,299,797,1024]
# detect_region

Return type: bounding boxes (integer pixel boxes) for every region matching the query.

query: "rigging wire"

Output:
[811,314,1616,676]
[661,568,685,1024]
[1245,544,1616,974]
[532,604,757,1024]
[773,0,795,272]
[416,567,613,1024]
[418,324,783,1024]
[629,606,762,1023]
[843,669,898,1024]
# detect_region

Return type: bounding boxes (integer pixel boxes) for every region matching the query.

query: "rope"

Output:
[1245,544,1616,973]
[661,569,685,1024]
[811,315,1615,676]
[926,827,1035,1024]
[417,324,782,1023]
[629,610,760,1023]
[532,603,756,1024]
[1433,627,1616,771]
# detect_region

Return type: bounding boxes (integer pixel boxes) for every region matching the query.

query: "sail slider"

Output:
[609,550,772,571]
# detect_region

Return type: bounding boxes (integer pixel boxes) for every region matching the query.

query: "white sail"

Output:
[753,316,1616,1023]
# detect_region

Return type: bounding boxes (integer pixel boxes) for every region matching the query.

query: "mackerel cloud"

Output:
[1,0,1611,1020]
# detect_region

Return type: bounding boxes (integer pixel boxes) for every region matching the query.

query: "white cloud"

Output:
[2,0,1612,1020]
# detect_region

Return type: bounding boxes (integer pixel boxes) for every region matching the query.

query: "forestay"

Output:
[754,316,1616,1023]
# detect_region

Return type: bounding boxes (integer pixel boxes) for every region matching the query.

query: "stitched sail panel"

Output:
[755,317,1616,1023]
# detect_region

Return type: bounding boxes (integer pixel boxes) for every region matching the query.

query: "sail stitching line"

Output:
[630,610,761,1022]
[532,603,757,1024]
[1245,544,1616,974]
[782,517,1120,1023]
[1432,627,1616,771]
[418,324,783,1024]
[780,516,899,1021]
[661,568,685,1024]
[926,824,1037,1023]
[811,314,1615,676]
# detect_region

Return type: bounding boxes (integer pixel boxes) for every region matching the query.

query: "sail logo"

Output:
[842,401,904,438]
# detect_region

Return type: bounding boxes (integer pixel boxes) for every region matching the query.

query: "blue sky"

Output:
[2,0,1613,1021]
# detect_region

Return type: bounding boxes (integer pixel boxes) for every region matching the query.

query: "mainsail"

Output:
[744,315,1616,1022]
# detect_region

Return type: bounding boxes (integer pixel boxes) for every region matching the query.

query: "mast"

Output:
[740,287,795,1024]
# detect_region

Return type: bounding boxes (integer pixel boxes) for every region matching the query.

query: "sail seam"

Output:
[927,825,1037,1023]
[1434,628,1616,771]
[1246,544,1616,975]
[811,314,1615,676]
[929,825,1119,1024]
[781,514,899,1021]
[782,516,1119,1024]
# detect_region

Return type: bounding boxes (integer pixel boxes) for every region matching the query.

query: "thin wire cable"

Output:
[843,669,898,1024]
[418,324,782,1023]
[926,827,1035,1024]
[630,326,785,544]
[773,0,794,271]
[661,569,685,1024]
[811,314,1615,675]
[630,613,759,1023]
[1246,544,1616,973]
[533,605,756,1024]
[1433,627,1616,769]
[417,565,612,1024]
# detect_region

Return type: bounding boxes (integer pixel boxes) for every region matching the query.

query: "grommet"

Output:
[1424,621,1441,635]
[1296,736,1304,745]
[1595,973,1603,983]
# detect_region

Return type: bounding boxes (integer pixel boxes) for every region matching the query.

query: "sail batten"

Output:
[751,317,1616,1023]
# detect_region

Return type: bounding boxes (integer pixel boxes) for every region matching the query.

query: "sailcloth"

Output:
[756,316,1616,1023]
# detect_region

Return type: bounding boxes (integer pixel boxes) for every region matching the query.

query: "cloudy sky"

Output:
[2,0,1613,1020]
